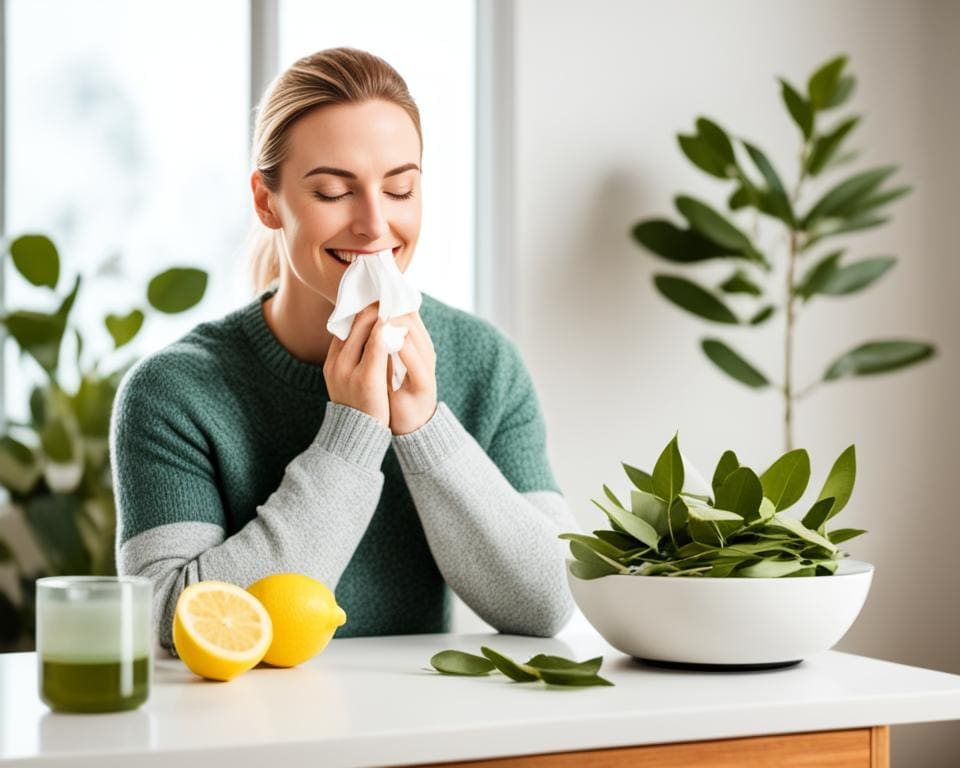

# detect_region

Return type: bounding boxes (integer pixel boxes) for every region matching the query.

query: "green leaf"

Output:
[40,418,74,462]
[57,275,81,322]
[749,305,776,325]
[569,559,619,580]
[801,496,835,530]
[728,184,756,210]
[0,435,41,495]
[824,341,936,381]
[808,55,850,110]
[537,668,614,687]
[696,118,737,167]
[803,167,897,230]
[71,374,116,438]
[678,135,729,179]
[846,185,912,217]
[742,141,795,227]
[719,270,762,296]
[828,528,867,544]
[805,116,860,176]
[675,196,761,262]
[654,275,739,324]
[622,463,653,493]
[9,234,59,289]
[701,338,770,388]
[630,489,668,538]
[712,450,740,497]
[817,256,896,296]
[760,449,811,511]
[715,466,763,522]
[525,654,603,676]
[738,558,809,578]
[631,220,738,263]
[797,250,844,300]
[558,533,626,560]
[430,650,495,676]
[594,529,640,551]
[653,434,685,503]
[687,505,744,547]
[817,445,856,521]
[758,497,776,522]
[779,78,814,139]
[147,268,208,314]
[2,311,65,375]
[591,499,660,551]
[480,646,540,682]
[769,513,837,555]
[105,309,145,349]
[24,493,92,574]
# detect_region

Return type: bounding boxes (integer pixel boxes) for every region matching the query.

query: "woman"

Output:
[112,47,579,655]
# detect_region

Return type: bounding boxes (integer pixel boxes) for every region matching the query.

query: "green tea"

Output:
[41,657,150,713]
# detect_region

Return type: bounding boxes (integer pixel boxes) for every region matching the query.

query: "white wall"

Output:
[504,0,959,764]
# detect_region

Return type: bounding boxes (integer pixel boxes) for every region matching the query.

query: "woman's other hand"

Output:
[324,303,390,428]
[387,312,437,435]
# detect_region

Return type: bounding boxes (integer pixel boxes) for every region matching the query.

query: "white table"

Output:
[2,630,960,767]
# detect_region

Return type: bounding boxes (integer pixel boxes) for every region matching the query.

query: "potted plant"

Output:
[559,434,872,669]
[0,234,208,651]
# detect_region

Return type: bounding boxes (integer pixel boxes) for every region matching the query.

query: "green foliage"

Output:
[0,233,209,650]
[561,435,862,579]
[429,647,613,687]
[629,54,937,450]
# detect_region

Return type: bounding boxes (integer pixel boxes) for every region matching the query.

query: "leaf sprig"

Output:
[429,647,614,687]
[630,54,936,452]
[561,434,865,579]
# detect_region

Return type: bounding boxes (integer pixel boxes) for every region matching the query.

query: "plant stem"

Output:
[784,230,798,453]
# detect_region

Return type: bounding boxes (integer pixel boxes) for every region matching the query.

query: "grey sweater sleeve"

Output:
[117,402,390,655]
[392,402,583,637]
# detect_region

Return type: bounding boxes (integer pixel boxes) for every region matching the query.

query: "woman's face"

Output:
[257,99,422,305]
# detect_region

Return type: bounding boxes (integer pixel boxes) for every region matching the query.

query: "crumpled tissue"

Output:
[327,249,422,391]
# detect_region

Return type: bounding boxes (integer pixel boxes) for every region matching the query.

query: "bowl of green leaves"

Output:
[559,435,872,669]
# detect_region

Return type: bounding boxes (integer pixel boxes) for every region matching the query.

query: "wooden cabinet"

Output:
[422,726,890,768]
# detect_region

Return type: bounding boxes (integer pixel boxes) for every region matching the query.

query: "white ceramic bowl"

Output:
[566,558,873,668]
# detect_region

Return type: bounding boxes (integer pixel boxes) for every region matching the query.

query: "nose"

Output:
[349,189,388,242]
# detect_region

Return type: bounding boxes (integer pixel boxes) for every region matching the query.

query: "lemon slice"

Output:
[173,580,273,681]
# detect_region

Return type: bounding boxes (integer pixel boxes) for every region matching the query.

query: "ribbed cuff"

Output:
[391,402,467,474]
[314,402,392,470]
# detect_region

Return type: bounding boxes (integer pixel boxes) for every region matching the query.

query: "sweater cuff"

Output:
[392,402,467,475]
[314,402,392,470]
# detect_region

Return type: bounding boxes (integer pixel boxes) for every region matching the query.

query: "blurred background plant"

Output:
[631,54,937,452]
[0,234,207,651]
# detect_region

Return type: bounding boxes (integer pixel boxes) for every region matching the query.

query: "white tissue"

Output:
[327,249,422,391]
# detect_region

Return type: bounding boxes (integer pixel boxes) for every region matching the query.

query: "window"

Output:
[2,0,476,422]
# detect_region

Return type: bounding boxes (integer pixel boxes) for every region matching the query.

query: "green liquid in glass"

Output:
[41,657,150,713]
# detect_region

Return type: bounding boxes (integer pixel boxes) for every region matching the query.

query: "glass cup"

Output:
[35,576,153,713]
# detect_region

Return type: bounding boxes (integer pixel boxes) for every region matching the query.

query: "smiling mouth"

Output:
[325,246,401,265]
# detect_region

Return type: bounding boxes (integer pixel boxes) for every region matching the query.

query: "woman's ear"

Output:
[251,170,282,229]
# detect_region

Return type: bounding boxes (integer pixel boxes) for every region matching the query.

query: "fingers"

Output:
[337,303,380,370]
[359,317,389,383]
[392,328,429,390]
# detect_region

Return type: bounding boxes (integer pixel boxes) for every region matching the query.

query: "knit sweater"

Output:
[110,286,581,654]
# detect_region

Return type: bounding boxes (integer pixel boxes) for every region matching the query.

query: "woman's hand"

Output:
[387,312,437,435]
[323,303,390,428]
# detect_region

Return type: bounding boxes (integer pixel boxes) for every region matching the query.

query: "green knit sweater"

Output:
[111,287,575,645]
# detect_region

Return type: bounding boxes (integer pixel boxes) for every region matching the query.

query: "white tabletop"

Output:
[3,629,960,767]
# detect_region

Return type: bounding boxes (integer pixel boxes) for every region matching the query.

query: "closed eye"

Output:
[312,190,415,202]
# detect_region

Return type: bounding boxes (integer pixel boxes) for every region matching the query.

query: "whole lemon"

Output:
[245,573,347,668]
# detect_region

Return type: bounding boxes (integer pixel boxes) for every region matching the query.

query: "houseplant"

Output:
[630,54,936,451]
[0,233,207,651]
[558,434,872,667]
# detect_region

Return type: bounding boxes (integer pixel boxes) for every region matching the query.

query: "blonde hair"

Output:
[248,47,423,293]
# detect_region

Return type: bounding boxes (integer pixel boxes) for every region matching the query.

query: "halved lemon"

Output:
[173,580,273,681]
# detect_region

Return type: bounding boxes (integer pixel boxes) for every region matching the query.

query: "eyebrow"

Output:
[302,163,420,180]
